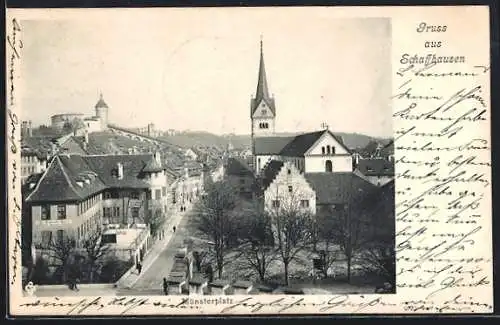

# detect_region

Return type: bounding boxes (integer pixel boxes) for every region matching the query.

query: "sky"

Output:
[20,9,392,137]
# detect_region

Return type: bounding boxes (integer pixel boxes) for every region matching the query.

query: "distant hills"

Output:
[159,131,392,150]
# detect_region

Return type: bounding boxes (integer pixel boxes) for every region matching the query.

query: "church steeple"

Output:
[255,37,270,104]
[251,37,275,116]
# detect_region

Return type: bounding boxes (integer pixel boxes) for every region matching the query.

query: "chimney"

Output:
[117,162,124,179]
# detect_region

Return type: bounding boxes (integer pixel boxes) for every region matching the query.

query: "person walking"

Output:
[74,277,80,292]
[136,262,142,275]
[163,278,169,295]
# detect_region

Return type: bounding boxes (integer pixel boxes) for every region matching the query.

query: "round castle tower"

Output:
[95,93,109,130]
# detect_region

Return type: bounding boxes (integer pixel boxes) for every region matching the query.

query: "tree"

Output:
[62,119,85,135]
[143,209,166,239]
[82,227,110,283]
[356,181,395,286]
[191,180,239,279]
[47,235,76,283]
[31,257,51,285]
[234,200,277,282]
[268,190,314,286]
[314,207,341,279]
[330,179,393,283]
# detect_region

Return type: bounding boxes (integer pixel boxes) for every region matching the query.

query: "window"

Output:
[300,200,310,208]
[111,190,120,199]
[322,147,325,155]
[56,229,64,242]
[288,186,293,193]
[131,191,140,199]
[155,189,161,200]
[103,207,111,218]
[331,146,336,154]
[327,145,331,155]
[261,109,267,115]
[162,187,167,197]
[41,205,51,220]
[104,192,112,199]
[113,207,120,217]
[41,231,52,247]
[287,169,291,175]
[257,158,261,171]
[57,205,66,220]
[325,160,333,172]
[272,200,280,208]
[131,207,140,221]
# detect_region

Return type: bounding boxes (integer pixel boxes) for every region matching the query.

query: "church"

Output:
[250,40,354,176]
[225,40,395,220]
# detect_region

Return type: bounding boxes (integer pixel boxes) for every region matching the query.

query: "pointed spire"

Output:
[255,36,271,103]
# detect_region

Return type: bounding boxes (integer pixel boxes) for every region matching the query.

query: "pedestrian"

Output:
[74,278,80,291]
[137,262,142,275]
[173,226,176,233]
[163,278,169,295]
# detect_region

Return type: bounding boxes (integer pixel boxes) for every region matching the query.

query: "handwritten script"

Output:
[392,18,492,312]
[7,17,22,289]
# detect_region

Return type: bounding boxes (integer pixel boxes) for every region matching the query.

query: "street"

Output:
[129,205,193,291]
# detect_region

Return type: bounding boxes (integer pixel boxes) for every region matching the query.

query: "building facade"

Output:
[24,152,169,266]
[21,151,48,184]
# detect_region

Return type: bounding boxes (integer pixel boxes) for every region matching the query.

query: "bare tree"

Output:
[143,209,166,239]
[234,200,277,282]
[190,180,239,279]
[82,227,110,283]
[47,235,76,283]
[330,179,393,283]
[314,206,341,279]
[268,189,314,286]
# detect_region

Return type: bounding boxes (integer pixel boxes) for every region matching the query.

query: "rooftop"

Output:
[254,129,350,157]
[356,158,395,176]
[305,172,377,205]
[26,153,165,203]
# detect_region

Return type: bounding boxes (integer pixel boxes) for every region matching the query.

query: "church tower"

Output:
[250,38,276,154]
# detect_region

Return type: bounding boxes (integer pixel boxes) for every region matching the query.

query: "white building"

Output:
[50,93,109,134]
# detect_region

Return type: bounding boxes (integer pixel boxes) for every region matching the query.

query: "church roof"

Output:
[305,172,376,205]
[254,136,294,155]
[95,94,108,108]
[251,40,276,116]
[279,130,326,156]
[254,130,351,157]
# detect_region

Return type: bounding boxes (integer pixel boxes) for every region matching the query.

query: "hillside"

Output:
[159,131,391,150]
